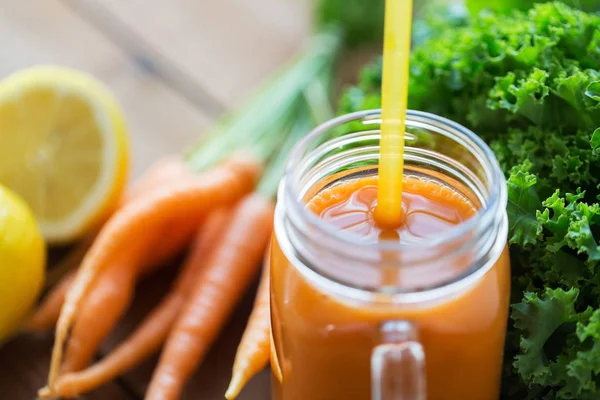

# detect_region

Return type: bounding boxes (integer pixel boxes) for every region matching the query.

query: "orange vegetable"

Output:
[130,156,200,271]
[120,155,189,205]
[60,212,204,374]
[27,156,191,334]
[60,248,147,373]
[27,216,196,338]
[39,209,231,398]
[46,154,261,388]
[225,250,272,399]
[26,272,75,333]
[145,193,274,400]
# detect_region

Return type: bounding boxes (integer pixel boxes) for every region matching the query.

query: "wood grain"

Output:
[73,0,312,108]
[0,334,134,400]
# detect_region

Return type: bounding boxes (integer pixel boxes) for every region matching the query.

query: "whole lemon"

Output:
[0,184,45,342]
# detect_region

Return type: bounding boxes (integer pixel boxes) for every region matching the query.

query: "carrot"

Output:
[225,249,272,399]
[140,214,200,272]
[27,216,197,336]
[60,211,212,374]
[145,193,275,400]
[26,272,75,333]
[120,155,189,205]
[60,247,147,373]
[61,212,207,373]
[128,156,200,271]
[222,96,314,398]
[26,157,191,335]
[39,209,231,399]
[25,217,196,338]
[270,316,283,384]
[46,154,261,388]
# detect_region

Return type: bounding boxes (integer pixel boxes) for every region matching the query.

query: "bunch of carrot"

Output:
[26,30,340,400]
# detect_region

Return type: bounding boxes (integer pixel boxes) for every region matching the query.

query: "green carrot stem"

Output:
[255,103,316,199]
[184,26,343,172]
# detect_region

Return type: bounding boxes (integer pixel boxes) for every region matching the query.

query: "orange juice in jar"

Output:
[271,110,510,400]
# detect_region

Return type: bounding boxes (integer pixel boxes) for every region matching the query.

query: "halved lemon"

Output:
[0,66,129,244]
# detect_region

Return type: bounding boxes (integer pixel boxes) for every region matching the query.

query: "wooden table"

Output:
[0,1,311,398]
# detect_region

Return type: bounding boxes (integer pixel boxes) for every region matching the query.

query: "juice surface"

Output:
[307,175,476,245]
[271,175,510,400]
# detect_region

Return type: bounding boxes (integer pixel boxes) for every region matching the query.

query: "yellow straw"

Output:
[375,0,413,228]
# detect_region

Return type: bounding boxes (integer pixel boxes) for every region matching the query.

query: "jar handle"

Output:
[371,320,426,400]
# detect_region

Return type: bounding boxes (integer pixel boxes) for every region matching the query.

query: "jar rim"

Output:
[283,109,507,253]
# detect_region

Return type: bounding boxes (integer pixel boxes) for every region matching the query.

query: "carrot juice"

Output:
[271,110,510,400]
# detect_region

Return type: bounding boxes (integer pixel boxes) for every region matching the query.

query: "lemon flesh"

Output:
[0,185,45,342]
[0,66,129,243]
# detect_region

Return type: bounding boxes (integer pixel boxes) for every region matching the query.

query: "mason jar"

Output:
[270,110,510,400]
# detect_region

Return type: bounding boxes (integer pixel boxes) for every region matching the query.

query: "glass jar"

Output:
[270,110,510,400]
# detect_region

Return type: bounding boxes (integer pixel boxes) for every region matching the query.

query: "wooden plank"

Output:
[0,334,135,400]
[71,0,311,108]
